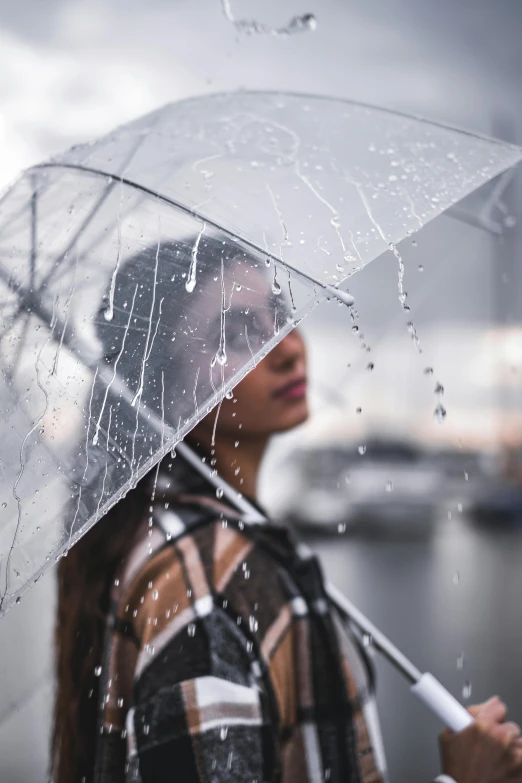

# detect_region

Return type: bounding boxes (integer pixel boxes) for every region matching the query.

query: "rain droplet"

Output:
[462,681,472,700]
[434,382,444,396]
[220,725,228,741]
[118,697,124,708]
[216,487,224,499]
[457,652,465,670]
[94,666,102,677]
[386,481,393,493]
[187,623,196,637]
[424,367,434,375]
[249,616,259,633]
[434,404,447,423]
[418,264,423,272]
[152,589,159,601]
[453,571,460,585]
[358,445,366,456]
[337,522,346,534]
[366,362,374,372]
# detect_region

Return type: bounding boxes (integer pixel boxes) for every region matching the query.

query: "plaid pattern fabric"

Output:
[93,455,386,783]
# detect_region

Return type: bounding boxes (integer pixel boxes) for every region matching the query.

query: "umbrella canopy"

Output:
[0,91,520,615]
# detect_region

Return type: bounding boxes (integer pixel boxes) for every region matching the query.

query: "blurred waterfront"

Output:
[312,517,522,782]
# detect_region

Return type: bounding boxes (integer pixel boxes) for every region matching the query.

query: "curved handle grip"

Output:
[411,673,474,733]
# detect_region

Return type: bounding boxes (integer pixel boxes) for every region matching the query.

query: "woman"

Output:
[53,235,522,783]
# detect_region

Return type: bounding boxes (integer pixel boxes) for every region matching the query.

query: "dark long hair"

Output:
[52,233,238,783]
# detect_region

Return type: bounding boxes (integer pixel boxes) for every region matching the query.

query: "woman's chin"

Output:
[274,400,310,433]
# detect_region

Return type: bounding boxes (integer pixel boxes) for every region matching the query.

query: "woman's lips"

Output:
[273,377,307,401]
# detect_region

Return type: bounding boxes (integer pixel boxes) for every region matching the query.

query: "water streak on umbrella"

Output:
[186,221,206,293]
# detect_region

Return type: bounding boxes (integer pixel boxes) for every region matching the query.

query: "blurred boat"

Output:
[284,438,442,536]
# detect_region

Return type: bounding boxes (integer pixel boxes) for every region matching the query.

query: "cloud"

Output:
[0,22,205,187]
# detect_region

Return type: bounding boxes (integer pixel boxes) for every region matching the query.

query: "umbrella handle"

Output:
[411,673,474,732]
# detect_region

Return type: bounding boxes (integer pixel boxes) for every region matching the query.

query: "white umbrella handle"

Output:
[411,673,473,732]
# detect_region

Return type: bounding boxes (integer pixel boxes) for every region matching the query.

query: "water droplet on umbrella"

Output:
[366,362,374,372]
[424,367,434,375]
[220,725,228,741]
[216,487,224,499]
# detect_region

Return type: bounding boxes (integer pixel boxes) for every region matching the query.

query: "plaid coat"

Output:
[93,455,388,783]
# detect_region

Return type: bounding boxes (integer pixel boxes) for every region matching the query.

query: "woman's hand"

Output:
[440,696,522,783]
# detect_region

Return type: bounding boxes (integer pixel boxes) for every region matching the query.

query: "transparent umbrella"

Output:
[0,90,520,624]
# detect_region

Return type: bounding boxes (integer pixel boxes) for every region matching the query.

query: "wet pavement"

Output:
[307,517,522,782]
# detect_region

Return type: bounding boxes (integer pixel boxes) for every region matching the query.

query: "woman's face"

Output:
[176,250,309,443]
[194,327,309,442]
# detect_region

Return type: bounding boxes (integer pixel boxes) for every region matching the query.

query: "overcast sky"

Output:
[1,0,522,187]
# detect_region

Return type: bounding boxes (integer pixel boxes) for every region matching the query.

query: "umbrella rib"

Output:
[28,161,354,306]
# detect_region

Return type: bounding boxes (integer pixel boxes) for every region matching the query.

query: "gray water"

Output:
[309,518,522,782]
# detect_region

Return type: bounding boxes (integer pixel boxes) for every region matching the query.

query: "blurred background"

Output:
[0,1,521,781]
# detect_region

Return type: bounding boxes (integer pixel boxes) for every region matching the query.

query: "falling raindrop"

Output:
[366,362,374,372]
[188,623,196,637]
[358,445,366,456]
[462,681,472,700]
[457,652,465,670]
[386,481,393,493]
[424,367,434,375]
[337,522,346,534]
[94,666,102,677]
[453,571,460,585]
[434,404,447,423]
[152,589,159,601]
[216,487,224,499]
[434,382,445,396]
[220,725,228,741]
